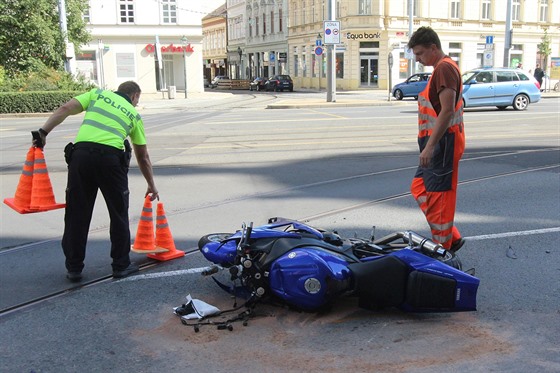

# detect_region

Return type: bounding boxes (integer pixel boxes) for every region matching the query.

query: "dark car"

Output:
[264,75,294,92]
[392,73,431,100]
[249,77,268,91]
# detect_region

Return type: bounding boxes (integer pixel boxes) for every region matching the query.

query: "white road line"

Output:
[120,227,560,282]
[465,227,560,241]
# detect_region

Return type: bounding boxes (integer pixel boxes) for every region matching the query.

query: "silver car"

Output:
[462,68,541,110]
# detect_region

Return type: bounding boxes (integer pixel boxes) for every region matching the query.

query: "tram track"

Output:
[1,155,557,317]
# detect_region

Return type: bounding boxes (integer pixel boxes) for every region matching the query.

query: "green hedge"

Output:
[0,91,81,114]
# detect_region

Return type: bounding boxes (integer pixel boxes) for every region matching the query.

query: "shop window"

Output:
[119,0,134,24]
[360,42,379,49]
[161,0,176,24]
[336,53,344,79]
[399,53,409,79]
[116,53,135,78]
[75,51,97,81]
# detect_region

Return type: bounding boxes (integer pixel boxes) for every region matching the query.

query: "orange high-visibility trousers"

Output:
[411,126,464,249]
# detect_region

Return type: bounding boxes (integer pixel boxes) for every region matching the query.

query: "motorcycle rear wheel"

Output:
[435,250,462,270]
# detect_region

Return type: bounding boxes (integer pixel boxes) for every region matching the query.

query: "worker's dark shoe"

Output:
[450,238,466,253]
[66,271,82,282]
[113,263,139,279]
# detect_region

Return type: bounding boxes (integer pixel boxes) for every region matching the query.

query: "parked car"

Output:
[264,75,294,92]
[249,77,268,91]
[392,73,431,100]
[461,68,541,110]
[210,75,229,88]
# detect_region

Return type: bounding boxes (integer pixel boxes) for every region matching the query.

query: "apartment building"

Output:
[202,4,228,81]
[76,0,225,94]
[288,0,560,90]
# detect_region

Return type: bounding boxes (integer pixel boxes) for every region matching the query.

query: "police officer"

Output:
[34,81,158,281]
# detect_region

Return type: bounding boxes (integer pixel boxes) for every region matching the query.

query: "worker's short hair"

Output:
[117,81,142,96]
[407,26,442,50]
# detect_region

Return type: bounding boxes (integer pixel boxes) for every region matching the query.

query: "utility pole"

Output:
[58,0,74,74]
[326,0,336,102]
[407,0,414,76]
[503,0,513,68]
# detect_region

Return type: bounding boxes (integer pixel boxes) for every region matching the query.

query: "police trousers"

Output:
[61,142,131,272]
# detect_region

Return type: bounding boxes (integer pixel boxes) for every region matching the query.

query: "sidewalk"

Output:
[138,88,560,111]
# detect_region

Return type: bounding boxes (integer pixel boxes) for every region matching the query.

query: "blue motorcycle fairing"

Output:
[359,249,478,311]
[268,247,353,310]
[200,239,238,266]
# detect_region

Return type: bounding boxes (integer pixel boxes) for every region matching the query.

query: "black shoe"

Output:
[113,263,139,279]
[66,271,82,282]
[450,238,466,253]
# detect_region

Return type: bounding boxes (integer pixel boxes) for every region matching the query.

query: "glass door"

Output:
[360,57,378,87]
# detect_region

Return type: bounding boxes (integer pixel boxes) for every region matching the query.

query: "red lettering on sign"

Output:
[145,44,194,53]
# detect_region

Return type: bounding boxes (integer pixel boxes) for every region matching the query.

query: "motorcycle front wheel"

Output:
[197,233,235,250]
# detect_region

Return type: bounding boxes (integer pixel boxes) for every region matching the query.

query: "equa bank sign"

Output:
[345,32,381,40]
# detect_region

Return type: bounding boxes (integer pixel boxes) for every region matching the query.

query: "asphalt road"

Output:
[1,93,559,372]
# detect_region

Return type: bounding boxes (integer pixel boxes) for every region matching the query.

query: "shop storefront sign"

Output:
[145,43,194,53]
[346,32,381,40]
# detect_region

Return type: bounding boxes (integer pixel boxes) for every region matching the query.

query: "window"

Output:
[496,71,517,82]
[119,0,134,23]
[256,16,259,36]
[116,53,135,78]
[512,0,520,21]
[359,0,371,15]
[279,9,283,32]
[336,53,344,79]
[263,13,266,35]
[481,0,491,20]
[270,11,274,33]
[407,0,418,16]
[83,3,90,23]
[539,0,548,22]
[450,0,461,19]
[161,0,176,24]
[249,18,253,37]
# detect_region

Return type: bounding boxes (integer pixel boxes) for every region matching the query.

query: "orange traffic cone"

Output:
[28,147,65,212]
[4,146,65,214]
[4,147,35,213]
[131,196,166,254]
[147,202,185,261]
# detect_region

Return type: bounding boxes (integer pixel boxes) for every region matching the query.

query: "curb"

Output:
[266,100,410,109]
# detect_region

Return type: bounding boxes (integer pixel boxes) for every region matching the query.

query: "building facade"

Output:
[287,0,560,90]
[202,4,228,81]
[75,0,226,94]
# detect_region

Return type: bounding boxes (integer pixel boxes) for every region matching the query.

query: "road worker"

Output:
[407,27,466,252]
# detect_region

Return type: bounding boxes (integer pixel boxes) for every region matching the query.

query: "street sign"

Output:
[316,39,322,47]
[486,35,494,44]
[483,50,494,68]
[315,46,324,56]
[324,21,341,44]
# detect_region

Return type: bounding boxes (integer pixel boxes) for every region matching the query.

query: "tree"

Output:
[0,0,90,75]
[538,29,552,72]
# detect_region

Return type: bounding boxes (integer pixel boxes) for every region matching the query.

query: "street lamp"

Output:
[181,35,188,98]
[237,46,242,79]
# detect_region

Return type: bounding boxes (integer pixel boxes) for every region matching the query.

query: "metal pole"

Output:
[503,0,513,68]
[408,0,414,76]
[58,0,71,73]
[326,0,336,102]
[183,48,188,98]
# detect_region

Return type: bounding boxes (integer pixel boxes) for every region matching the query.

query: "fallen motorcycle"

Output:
[198,217,479,313]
